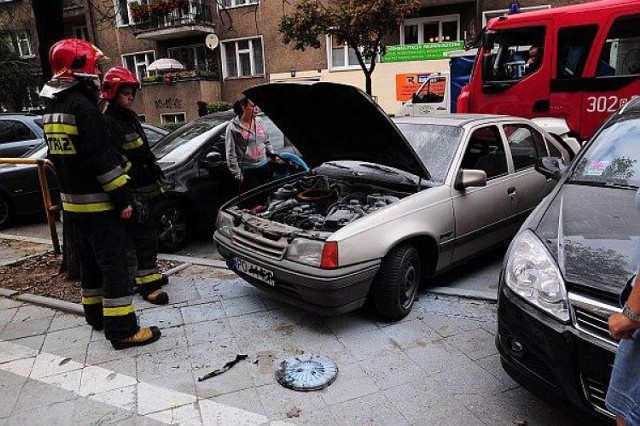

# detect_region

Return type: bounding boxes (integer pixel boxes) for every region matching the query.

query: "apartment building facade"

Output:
[0,0,588,125]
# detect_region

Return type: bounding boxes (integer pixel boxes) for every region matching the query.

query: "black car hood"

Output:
[535,184,640,297]
[244,82,430,179]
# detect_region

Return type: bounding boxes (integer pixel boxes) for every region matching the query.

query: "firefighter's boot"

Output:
[111,326,161,350]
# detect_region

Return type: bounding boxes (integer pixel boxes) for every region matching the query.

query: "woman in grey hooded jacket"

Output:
[225,97,281,193]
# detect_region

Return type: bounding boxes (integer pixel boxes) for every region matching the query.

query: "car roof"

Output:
[392,114,523,128]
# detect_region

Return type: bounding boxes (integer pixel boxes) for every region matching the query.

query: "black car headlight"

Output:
[505,230,570,322]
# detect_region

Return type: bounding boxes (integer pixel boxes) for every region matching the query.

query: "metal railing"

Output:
[0,158,61,254]
[133,3,213,32]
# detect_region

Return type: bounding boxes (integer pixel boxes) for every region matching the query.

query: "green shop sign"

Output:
[383,41,464,63]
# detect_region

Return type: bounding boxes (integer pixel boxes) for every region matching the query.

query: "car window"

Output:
[503,124,546,171]
[152,118,229,163]
[570,115,640,188]
[395,123,463,183]
[461,126,508,179]
[0,120,34,143]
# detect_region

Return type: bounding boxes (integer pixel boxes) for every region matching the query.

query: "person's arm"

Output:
[75,100,133,218]
[609,274,640,339]
[225,125,242,180]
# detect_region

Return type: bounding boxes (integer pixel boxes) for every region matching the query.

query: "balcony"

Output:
[63,0,84,19]
[132,2,215,41]
[141,67,220,84]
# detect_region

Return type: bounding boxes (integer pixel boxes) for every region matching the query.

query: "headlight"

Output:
[505,230,569,322]
[285,238,325,267]
[216,211,234,238]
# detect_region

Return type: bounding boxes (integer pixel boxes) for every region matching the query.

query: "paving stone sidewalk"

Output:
[0,267,575,425]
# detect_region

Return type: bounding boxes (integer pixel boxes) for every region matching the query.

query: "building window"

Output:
[3,30,34,58]
[73,26,89,41]
[219,0,258,9]
[400,15,460,44]
[482,5,550,27]
[326,35,380,70]
[122,51,156,81]
[168,44,208,71]
[118,0,151,26]
[161,113,186,124]
[221,36,264,79]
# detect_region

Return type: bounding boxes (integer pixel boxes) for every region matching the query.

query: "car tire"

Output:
[0,194,14,229]
[154,199,191,253]
[370,244,421,321]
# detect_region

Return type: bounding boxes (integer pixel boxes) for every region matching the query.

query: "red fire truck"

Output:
[458,0,640,142]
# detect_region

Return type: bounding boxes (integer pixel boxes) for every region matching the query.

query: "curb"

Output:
[426,286,497,302]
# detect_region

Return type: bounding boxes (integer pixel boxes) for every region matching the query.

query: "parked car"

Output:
[141,123,169,147]
[151,110,306,252]
[213,81,573,320]
[0,123,168,229]
[0,113,44,158]
[496,98,640,421]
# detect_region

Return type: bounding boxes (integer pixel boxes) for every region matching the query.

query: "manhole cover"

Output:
[275,354,338,391]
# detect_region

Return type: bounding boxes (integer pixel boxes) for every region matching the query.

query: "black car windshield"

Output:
[395,123,463,182]
[569,116,640,189]
[152,117,229,164]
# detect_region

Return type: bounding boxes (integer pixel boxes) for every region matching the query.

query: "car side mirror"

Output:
[534,156,565,181]
[455,169,487,190]
[199,151,223,168]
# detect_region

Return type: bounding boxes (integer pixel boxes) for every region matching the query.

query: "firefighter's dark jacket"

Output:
[104,105,164,199]
[43,87,133,219]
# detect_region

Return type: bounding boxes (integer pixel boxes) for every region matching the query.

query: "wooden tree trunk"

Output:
[30,0,65,82]
[60,212,81,280]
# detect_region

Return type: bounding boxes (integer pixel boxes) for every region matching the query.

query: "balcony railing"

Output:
[63,0,83,9]
[141,68,220,84]
[132,3,213,33]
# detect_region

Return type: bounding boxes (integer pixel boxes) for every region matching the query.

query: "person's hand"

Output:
[120,205,133,220]
[272,155,284,165]
[236,175,244,184]
[609,313,640,340]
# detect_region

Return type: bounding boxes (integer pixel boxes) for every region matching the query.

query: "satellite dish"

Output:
[205,33,219,50]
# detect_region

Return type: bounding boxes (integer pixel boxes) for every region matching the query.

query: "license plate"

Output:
[232,257,275,287]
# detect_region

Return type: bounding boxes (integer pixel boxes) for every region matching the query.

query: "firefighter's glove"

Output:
[132,195,149,224]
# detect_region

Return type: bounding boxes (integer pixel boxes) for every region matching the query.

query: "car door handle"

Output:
[507,187,516,197]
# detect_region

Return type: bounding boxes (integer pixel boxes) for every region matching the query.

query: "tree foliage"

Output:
[0,26,38,111]
[279,0,420,96]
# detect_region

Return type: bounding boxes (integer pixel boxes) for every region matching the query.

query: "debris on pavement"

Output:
[286,406,301,418]
[197,353,248,382]
[275,354,338,391]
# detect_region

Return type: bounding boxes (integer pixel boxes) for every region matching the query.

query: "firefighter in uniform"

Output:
[100,67,169,305]
[40,39,161,350]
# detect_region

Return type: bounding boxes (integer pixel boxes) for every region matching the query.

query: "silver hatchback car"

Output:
[214,82,573,320]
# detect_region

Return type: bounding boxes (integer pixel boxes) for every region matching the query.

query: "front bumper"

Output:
[214,232,380,315]
[497,283,616,422]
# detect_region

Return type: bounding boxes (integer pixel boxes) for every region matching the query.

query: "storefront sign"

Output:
[383,41,464,63]
[396,73,431,102]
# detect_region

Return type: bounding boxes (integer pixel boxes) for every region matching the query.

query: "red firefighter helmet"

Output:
[100,67,141,100]
[49,38,106,81]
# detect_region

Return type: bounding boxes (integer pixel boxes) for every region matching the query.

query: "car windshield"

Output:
[569,116,640,189]
[395,123,463,182]
[152,117,229,164]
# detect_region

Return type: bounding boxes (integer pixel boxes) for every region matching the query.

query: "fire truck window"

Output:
[557,25,597,78]
[463,126,507,179]
[597,15,640,77]
[504,124,546,171]
[482,27,546,83]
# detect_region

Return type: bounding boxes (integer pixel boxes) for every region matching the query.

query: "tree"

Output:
[0,26,39,111]
[278,0,420,96]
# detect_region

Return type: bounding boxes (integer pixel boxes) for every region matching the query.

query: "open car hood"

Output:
[244,82,430,179]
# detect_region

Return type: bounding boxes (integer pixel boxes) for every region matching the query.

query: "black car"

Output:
[0,123,168,229]
[152,110,305,252]
[496,98,640,421]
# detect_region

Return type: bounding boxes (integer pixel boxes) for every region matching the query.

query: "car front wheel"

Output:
[0,194,14,229]
[154,199,191,253]
[370,244,421,321]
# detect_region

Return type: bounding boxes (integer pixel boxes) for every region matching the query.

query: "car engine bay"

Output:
[229,175,409,233]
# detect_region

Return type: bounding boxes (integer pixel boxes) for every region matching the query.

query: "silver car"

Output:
[213,82,572,320]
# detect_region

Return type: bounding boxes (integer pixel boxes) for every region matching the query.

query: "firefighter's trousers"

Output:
[74,215,139,341]
[133,197,163,297]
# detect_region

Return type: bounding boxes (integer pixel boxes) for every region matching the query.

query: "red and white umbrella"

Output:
[147,58,185,72]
